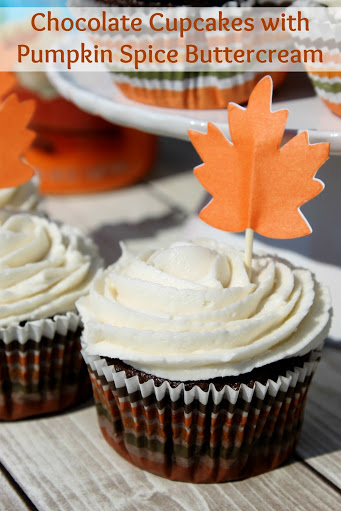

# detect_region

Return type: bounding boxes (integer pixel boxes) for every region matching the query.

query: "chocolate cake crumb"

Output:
[104,352,313,391]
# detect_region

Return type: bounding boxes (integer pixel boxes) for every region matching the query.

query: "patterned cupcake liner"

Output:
[306,71,341,117]
[83,346,321,483]
[69,1,288,108]
[291,2,341,116]
[111,71,287,108]
[0,313,92,420]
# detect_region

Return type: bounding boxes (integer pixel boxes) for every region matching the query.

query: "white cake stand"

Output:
[46,60,341,155]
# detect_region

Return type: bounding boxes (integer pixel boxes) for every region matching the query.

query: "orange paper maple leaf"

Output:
[189,76,330,239]
[0,94,35,188]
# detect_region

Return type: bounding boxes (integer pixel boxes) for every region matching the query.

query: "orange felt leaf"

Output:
[189,76,330,239]
[0,94,36,188]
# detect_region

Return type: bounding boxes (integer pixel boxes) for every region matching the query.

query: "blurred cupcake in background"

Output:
[292,0,341,117]
[110,71,287,109]
[7,70,157,193]
[72,0,286,109]
[0,15,157,193]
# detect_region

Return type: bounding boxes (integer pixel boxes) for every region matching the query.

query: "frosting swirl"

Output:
[0,212,101,328]
[0,176,41,212]
[78,239,331,380]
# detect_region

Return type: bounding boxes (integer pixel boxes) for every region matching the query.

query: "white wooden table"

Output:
[1,137,340,511]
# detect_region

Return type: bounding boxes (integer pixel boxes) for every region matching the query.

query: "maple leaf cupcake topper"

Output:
[189,76,330,278]
[0,73,36,189]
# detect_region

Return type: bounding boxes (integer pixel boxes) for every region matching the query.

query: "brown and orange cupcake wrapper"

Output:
[0,313,92,420]
[83,346,321,483]
[111,71,287,109]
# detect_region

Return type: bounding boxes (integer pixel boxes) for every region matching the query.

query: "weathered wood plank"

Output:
[296,344,341,489]
[0,468,33,511]
[150,170,205,214]
[44,184,172,232]
[0,403,340,511]
[45,184,178,266]
[1,140,340,509]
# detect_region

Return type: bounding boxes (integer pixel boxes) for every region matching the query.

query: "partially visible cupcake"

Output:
[0,15,157,193]
[111,71,286,109]
[292,1,341,117]
[10,72,157,193]
[78,239,331,482]
[73,0,286,109]
[0,175,41,212]
[0,212,102,420]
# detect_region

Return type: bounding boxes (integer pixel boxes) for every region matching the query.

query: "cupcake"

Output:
[77,239,331,482]
[10,72,157,193]
[74,0,286,109]
[292,1,341,117]
[0,212,102,420]
[0,175,41,212]
[111,71,287,110]
[0,16,157,194]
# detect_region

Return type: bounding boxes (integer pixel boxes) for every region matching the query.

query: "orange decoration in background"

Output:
[189,76,330,239]
[0,94,36,188]
[0,72,15,99]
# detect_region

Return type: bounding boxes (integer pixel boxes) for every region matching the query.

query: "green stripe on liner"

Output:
[309,77,341,94]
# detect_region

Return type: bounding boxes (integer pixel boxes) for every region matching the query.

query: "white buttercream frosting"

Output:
[0,212,102,328]
[0,176,41,212]
[78,239,331,380]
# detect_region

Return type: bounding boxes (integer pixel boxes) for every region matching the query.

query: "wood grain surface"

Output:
[0,468,32,511]
[0,392,340,511]
[296,345,341,490]
[0,147,340,510]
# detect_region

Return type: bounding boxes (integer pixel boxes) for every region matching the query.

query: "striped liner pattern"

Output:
[291,3,341,117]
[307,71,341,117]
[84,347,321,483]
[85,7,288,109]
[110,71,287,108]
[0,327,92,420]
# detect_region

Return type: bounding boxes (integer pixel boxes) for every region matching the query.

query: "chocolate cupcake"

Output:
[78,239,331,482]
[0,212,102,420]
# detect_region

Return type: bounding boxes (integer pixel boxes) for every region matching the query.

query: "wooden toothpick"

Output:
[244,228,254,280]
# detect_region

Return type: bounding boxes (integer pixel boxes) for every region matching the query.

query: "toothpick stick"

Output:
[244,228,254,280]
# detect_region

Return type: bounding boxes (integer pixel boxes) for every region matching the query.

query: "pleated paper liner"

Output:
[0,312,92,420]
[81,3,288,109]
[83,346,322,483]
[306,71,341,118]
[291,2,341,117]
[111,71,287,109]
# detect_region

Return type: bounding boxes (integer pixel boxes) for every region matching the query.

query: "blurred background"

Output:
[0,0,340,341]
